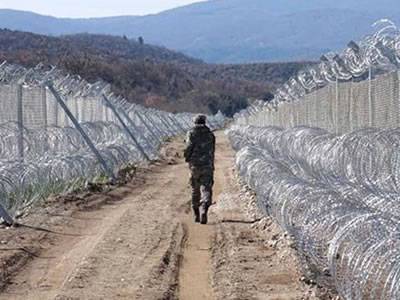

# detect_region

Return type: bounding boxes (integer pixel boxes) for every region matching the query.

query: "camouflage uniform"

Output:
[184,118,215,224]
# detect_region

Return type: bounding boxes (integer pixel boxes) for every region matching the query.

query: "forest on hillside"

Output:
[0,29,312,116]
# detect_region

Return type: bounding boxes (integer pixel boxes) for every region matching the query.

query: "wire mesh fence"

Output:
[235,71,400,133]
[234,20,400,133]
[228,20,400,300]
[227,125,400,300]
[0,62,226,222]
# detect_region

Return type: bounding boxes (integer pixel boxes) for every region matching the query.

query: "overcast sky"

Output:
[0,0,207,18]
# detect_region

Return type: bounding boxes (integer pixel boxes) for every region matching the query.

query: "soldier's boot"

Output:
[199,205,208,225]
[193,208,200,223]
[199,184,212,225]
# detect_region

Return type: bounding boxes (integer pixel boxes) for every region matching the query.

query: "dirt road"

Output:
[0,132,320,299]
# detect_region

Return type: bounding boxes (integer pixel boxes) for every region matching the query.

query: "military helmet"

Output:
[194,114,207,125]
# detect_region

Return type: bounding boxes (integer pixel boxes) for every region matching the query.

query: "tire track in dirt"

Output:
[179,218,214,300]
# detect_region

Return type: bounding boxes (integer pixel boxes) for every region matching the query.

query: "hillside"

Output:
[0,29,309,116]
[0,1,399,62]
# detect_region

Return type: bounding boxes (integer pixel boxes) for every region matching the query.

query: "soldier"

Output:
[184,115,216,224]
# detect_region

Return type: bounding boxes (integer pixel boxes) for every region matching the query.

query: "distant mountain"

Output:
[0,29,309,115]
[0,1,399,63]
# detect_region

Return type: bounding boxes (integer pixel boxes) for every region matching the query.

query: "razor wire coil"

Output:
[228,125,400,299]
[0,61,226,217]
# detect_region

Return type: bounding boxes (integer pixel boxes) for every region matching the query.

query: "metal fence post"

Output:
[102,95,151,161]
[47,84,116,181]
[157,113,176,136]
[133,110,160,146]
[168,115,186,133]
[41,86,49,152]
[349,79,353,132]
[143,112,165,139]
[181,116,192,129]
[394,71,400,127]
[163,115,178,134]
[17,84,24,161]
[0,202,14,226]
[368,66,374,127]
[54,95,59,126]
[164,115,179,134]
[335,78,339,133]
[74,97,80,122]
[41,86,48,129]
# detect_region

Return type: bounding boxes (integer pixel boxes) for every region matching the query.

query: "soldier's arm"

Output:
[212,133,216,155]
[184,131,194,163]
[211,133,216,168]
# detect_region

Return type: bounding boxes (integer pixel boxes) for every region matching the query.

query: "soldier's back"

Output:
[188,126,215,168]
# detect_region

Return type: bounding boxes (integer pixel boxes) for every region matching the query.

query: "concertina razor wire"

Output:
[234,20,400,131]
[228,19,400,300]
[0,61,226,222]
[227,125,400,300]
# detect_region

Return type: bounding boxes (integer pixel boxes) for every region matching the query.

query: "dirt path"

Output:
[0,131,322,300]
[178,132,230,300]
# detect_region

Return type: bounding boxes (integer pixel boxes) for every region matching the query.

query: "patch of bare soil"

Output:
[0,166,146,291]
[209,151,335,299]
[0,132,334,300]
[0,143,186,299]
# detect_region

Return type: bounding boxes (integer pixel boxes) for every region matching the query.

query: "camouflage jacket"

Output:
[184,124,215,169]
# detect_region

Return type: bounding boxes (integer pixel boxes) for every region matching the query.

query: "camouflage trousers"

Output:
[190,166,214,212]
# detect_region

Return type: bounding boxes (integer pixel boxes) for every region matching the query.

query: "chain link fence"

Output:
[0,62,225,224]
